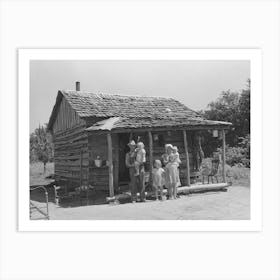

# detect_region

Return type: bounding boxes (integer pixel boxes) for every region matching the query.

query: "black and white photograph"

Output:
[29,58,251,221]
[1,1,280,280]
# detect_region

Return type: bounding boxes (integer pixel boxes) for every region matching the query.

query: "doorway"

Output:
[118,133,130,184]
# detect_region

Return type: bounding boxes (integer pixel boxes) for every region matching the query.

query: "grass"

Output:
[30,162,54,186]
[225,165,250,187]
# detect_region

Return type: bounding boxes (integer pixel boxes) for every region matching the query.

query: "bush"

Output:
[223,146,249,167]
[215,134,250,167]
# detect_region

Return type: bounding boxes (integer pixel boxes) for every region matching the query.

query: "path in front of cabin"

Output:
[30,186,250,220]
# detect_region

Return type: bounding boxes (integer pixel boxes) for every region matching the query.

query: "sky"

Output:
[30,60,250,133]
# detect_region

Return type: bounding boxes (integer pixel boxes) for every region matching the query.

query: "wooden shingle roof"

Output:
[61,90,200,118]
[48,90,232,131]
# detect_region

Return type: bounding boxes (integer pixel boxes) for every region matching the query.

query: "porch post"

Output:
[79,149,83,186]
[183,130,191,186]
[107,132,114,198]
[221,129,226,183]
[148,131,153,186]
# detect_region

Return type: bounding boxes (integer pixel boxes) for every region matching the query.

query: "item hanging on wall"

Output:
[212,130,219,137]
[94,156,102,167]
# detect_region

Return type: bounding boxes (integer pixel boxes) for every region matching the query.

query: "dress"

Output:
[165,153,181,187]
[152,167,165,187]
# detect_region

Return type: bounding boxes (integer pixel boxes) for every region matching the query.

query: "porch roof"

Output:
[85,116,232,133]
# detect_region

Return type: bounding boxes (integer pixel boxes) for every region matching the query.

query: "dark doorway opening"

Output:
[118,133,130,184]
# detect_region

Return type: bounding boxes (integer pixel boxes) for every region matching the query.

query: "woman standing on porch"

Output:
[162,144,181,199]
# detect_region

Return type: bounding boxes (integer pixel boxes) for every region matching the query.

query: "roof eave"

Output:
[85,123,232,134]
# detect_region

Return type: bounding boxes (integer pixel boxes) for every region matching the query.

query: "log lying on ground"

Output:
[106,183,231,203]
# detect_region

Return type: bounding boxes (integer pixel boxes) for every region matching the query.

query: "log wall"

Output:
[52,97,89,187]
[88,133,119,191]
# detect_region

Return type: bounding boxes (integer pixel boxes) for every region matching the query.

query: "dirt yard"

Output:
[30,186,250,220]
[29,162,250,220]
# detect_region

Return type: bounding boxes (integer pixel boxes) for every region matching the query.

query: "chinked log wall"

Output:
[88,133,119,191]
[53,123,89,186]
[52,97,89,187]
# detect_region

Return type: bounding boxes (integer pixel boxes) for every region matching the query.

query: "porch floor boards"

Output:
[108,182,230,202]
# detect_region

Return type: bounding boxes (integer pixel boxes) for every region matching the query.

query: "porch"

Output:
[86,123,229,203]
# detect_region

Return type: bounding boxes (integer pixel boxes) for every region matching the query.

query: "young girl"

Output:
[152,160,165,200]
[134,141,146,176]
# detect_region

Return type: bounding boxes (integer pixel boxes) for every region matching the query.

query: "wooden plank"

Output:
[107,133,114,198]
[183,130,191,186]
[53,97,85,134]
[55,166,88,172]
[221,129,226,183]
[54,142,88,151]
[54,125,86,139]
[53,154,89,160]
[107,183,230,202]
[54,136,88,146]
[54,137,88,146]
[148,131,153,186]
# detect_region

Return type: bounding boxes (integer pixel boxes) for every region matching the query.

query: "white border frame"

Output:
[18,48,262,231]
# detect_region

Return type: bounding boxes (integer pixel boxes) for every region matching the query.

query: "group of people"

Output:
[125,140,181,203]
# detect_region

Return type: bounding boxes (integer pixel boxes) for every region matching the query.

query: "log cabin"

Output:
[47,82,232,199]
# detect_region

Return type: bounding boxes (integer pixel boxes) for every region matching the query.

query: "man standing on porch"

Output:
[135,141,147,202]
[125,140,137,203]
[125,140,147,203]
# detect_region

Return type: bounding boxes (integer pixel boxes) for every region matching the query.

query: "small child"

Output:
[152,160,165,200]
[134,142,146,176]
[169,146,181,166]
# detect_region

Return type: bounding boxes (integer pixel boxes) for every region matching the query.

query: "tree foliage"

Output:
[30,124,54,172]
[200,79,250,165]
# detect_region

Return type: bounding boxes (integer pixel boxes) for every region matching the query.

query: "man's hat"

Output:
[127,140,136,147]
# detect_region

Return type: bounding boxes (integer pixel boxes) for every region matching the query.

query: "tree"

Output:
[238,79,250,136]
[200,79,250,158]
[30,124,54,173]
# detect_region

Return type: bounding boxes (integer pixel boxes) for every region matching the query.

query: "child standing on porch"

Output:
[134,142,146,176]
[152,160,165,200]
